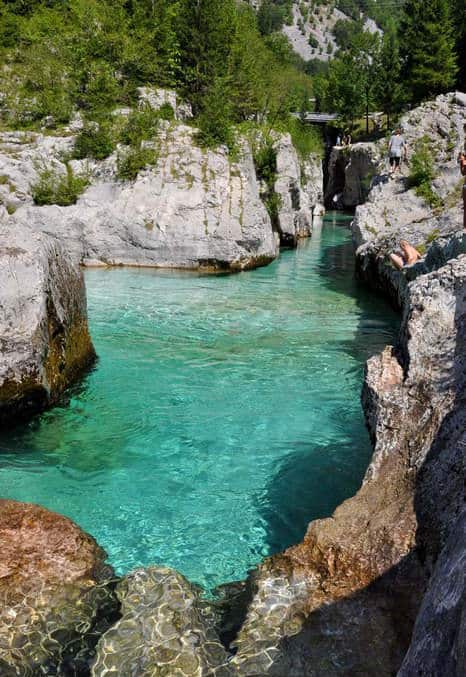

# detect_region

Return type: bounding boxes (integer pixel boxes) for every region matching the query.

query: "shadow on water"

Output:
[259,214,400,554]
[258,431,370,554]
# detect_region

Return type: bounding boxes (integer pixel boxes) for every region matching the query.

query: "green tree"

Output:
[401,0,458,103]
[374,19,403,127]
[177,0,237,111]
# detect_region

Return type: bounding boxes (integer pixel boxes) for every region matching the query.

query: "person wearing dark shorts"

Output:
[389,128,406,176]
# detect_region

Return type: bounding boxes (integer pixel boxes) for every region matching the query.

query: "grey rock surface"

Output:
[351,94,465,305]
[137,86,193,121]
[274,133,317,245]
[1,123,280,270]
[92,567,233,677]
[325,142,382,208]
[0,224,95,425]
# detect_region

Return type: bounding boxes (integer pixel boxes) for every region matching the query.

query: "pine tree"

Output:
[453,0,466,90]
[177,0,237,112]
[401,0,458,103]
[375,19,403,127]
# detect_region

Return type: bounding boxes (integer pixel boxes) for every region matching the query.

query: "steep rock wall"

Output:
[0,110,323,271]
[0,225,95,425]
[325,142,381,209]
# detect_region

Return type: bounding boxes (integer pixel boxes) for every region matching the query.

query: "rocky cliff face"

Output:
[0,98,323,271]
[229,253,466,675]
[325,142,381,209]
[352,93,466,306]
[274,133,322,246]
[0,500,117,675]
[0,225,95,425]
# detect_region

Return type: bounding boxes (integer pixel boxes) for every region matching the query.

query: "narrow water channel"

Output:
[0,213,398,589]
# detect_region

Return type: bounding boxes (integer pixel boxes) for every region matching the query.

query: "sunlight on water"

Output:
[0,213,398,589]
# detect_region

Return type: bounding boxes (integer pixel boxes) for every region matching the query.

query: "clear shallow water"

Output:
[0,214,398,589]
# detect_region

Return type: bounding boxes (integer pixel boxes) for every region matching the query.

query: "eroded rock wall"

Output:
[325,142,381,209]
[274,133,322,246]
[0,105,323,271]
[0,225,95,425]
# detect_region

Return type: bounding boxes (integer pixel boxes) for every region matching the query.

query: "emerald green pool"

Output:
[0,214,398,589]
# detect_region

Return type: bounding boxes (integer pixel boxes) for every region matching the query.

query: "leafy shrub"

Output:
[116,146,157,181]
[32,163,89,206]
[119,106,160,147]
[196,79,233,149]
[73,121,115,160]
[283,117,324,158]
[308,34,319,49]
[408,138,443,208]
[158,103,175,121]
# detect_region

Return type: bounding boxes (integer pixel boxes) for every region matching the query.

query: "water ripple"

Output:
[0,214,399,589]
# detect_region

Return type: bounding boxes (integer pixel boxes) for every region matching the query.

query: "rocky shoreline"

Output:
[0,93,465,674]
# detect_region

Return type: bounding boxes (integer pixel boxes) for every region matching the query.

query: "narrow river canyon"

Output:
[0,213,398,590]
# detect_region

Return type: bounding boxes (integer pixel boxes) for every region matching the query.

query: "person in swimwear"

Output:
[389,239,421,270]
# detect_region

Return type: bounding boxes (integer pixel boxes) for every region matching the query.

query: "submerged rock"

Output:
[0,499,117,675]
[0,225,95,425]
[92,567,233,676]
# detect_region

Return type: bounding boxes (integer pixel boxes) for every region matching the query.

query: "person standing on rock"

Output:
[458,145,466,230]
[388,128,406,176]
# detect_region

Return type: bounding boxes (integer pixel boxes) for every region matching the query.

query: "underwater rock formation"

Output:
[92,567,232,676]
[0,225,95,425]
[0,499,117,675]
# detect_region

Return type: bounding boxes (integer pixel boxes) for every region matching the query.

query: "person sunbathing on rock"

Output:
[389,240,421,270]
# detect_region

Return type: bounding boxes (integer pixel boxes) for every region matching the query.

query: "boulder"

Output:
[92,567,233,676]
[137,87,193,121]
[0,225,95,425]
[0,500,117,675]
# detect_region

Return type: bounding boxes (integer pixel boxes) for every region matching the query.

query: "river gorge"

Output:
[0,213,398,590]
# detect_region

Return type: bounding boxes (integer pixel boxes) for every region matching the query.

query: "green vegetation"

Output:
[408,138,443,208]
[73,121,115,161]
[116,146,158,182]
[401,0,458,103]
[32,162,89,206]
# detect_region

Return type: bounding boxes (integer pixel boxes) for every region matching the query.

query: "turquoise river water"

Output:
[0,214,398,590]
